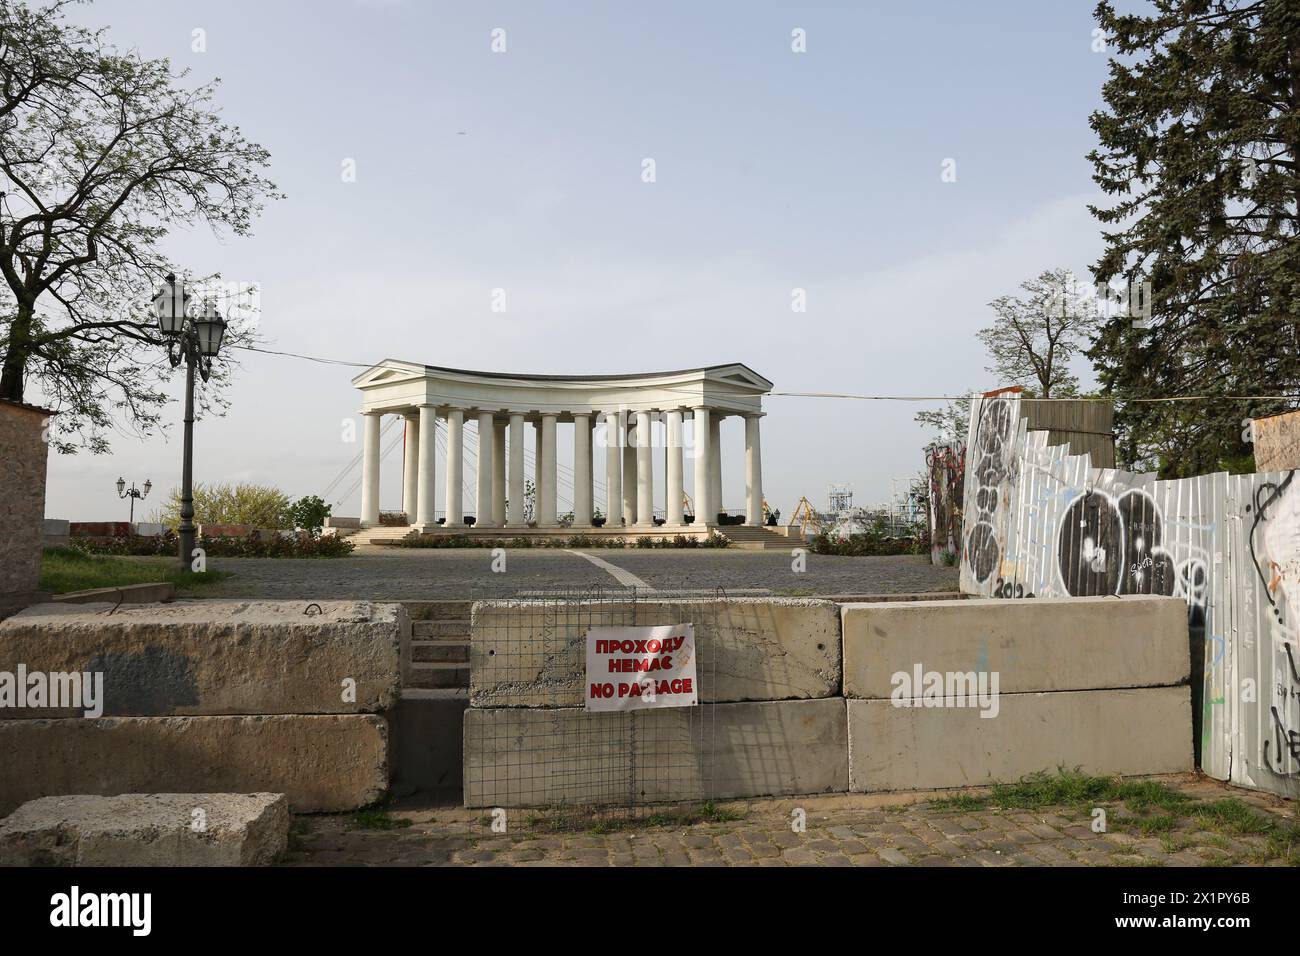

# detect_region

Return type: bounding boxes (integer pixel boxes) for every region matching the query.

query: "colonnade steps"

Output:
[718,526,806,550]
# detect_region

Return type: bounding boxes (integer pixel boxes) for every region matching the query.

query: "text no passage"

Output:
[585,624,698,712]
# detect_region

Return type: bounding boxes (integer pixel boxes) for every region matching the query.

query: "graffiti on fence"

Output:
[959,394,1300,798]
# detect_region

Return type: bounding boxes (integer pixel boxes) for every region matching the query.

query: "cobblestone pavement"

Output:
[197,549,958,600]
[285,776,1299,867]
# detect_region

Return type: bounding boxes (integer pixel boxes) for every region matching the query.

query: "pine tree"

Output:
[1088,0,1300,476]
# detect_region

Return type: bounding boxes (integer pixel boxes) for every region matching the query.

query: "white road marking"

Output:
[564,549,654,590]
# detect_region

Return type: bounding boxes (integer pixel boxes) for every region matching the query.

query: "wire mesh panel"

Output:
[463,585,719,829]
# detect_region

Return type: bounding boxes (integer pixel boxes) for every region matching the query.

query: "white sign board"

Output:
[585,624,698,712]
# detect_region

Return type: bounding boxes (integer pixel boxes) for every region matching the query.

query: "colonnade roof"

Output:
[353,359,773,419]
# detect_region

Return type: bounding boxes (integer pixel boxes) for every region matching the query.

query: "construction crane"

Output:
[790,496,821,535]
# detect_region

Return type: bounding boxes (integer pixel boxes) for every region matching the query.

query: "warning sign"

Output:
[585,624,698,712]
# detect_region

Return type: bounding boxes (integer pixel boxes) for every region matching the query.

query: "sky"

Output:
[42,0,1120,523]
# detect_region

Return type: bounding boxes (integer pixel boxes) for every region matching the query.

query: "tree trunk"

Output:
[0,300,33,403]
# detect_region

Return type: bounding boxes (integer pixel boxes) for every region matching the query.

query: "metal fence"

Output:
[958,394,1300,800]
[462,585,719,829]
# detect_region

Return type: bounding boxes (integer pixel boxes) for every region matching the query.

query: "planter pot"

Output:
[465,516,476,526]
[592,517,606,527]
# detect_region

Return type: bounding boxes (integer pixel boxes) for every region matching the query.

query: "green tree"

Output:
[914,393,973,444]
[0,0,279,451]
[157,482,291,529]
[1087,0,1300,476]
[290,495,332,537]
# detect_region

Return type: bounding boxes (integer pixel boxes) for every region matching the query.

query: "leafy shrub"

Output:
[156,482,292,529]
[71,531,355,558]
[290,495,332,537]
[809,532,928,556]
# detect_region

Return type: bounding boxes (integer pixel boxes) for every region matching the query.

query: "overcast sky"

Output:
[44,0,1117,523]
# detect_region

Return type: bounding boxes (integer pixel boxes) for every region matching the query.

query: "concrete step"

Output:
[412,619,471,639]
[411,640,470,663]
[403,601,475,622]
[407,661,471,689]
[718,528,801,550]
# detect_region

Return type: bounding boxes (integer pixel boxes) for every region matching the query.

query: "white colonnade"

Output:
[355,363,771,531]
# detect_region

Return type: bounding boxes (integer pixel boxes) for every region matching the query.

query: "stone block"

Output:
[470,598,841,707]
[464,697,846,806]
[847,686,1193,792]
[0,714,388,814]
[841,596,1189,699]
[0,600,403,717]
[0,792,289,866]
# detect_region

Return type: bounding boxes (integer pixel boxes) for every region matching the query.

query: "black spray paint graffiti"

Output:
[1056,488,1177,598]
[964,398,1014,584]
[1265,644,1300,773]
[1247,471,1300,777]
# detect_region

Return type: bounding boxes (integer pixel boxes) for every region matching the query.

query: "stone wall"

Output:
[0,400,52,619]
[463,595,1194,807]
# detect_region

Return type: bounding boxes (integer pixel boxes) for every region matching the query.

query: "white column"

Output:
[604,411,622,526]
[445,408,464,525]
[622,414,636,526]
[666,409,684,526]
[361,412,381,527]
[476,412,494,528]
[539,414,557,526]
[710,414,723,521]
[416,405,436,529]
[402,413,419,524]
[574,414,592,527]
[492,420,506,526]
[745,413,764,526]
[507,413,525,525]
[692,407,711,526]
[587,416,596,520]
[635,410,654,526]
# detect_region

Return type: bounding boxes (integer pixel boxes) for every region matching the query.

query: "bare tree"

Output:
[978,268,1098,399]
[0,0,280,451]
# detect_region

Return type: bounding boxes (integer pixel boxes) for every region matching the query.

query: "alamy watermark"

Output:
[890,663,1000,718]
[0,665,104,717]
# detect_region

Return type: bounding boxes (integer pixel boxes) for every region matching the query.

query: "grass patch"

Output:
[41,546,227,594]
[1189,799,1273,835]
[928,793,986,812]
[352,806,412,831]
[927,768,1193,816]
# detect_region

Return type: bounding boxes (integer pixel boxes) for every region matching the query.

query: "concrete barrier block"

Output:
[0,792,289,866]
[847,686,1192,792]
[470,598,841,707]
[0,715,388,814]
[0,600,403,717]
[841,596,1189,699]
[464,697,846,807]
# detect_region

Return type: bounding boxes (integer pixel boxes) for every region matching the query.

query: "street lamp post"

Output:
[116,477,152,524]
[152,273,227,572]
